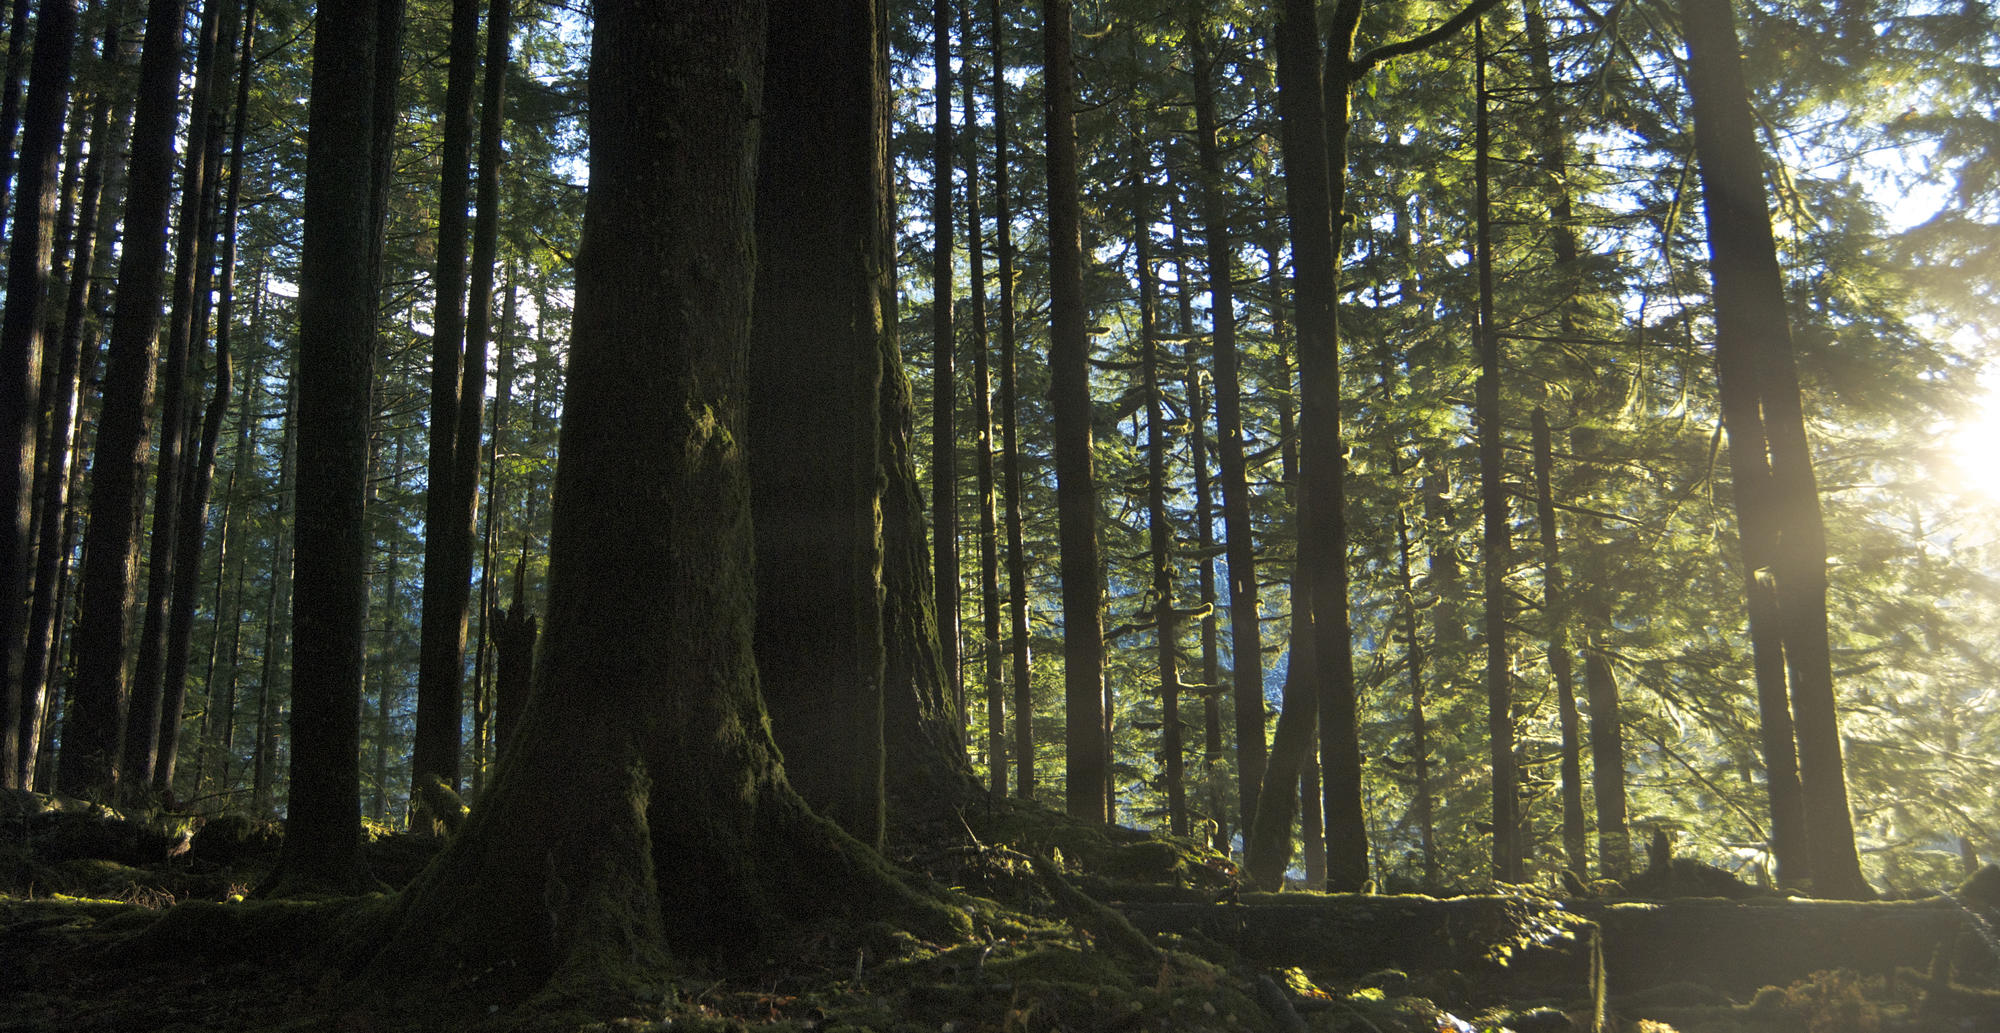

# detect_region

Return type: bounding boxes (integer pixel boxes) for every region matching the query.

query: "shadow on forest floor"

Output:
[5,788,1999,1033]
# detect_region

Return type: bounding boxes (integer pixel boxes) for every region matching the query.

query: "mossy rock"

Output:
[188,813,284,867]
[363,829,447,888]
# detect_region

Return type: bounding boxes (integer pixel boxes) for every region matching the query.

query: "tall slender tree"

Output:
[931,0,961,719]
[265,0,404,896]
[62,0,191,797]
[1190,29,1267,835]
[411,0,484,814]
[993,0,1035,801]
[0,0,77,789]
[1044,0,1108,823]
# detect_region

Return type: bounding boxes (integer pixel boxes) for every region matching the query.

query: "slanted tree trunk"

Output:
[62,0,190,798]
[264,0,402,896]
[1043,0,1107,823]
[1682,0,1868,899]
[124,0,226,793]
[1190,33,1267,839]
[1,0,78,789]
[157,0,248,793]
[354,8,961,1013]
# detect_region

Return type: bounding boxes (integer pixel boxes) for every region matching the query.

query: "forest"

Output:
[1,0,1999,1030]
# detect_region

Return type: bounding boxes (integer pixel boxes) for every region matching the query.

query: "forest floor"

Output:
[4,788,1998,1033]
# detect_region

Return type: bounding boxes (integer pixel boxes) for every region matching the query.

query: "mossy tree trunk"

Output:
[358,6,960,1011]
[752,0,891,847]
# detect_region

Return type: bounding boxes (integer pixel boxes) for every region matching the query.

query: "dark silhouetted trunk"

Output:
[157,0,248,793]
[411,0,482,813]
[1274,0,1367,891]
[2,0,78,789]
[62,0,188,798]
[1136,182,1186,836]
[964,0,1003,798]
[1191,36,1266,835]
[1533,406,1587,875]
[992,0,1033,801]
[1683,0,1867,899]
[352,9,961,1011]
[1044,0,1106,822]
[1471,23,1521,884]
[264,0,402,896]
[931,0,961,721]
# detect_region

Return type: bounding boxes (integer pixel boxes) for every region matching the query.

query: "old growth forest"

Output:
[3,0,2000,1030]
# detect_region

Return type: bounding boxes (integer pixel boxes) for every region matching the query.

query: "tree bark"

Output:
[355,8,961,1012]
[1682,0,1869,899]
[991,0,1034,802]
[1190,33,1267,839]
[1136,179,1186,837]
[1,0,77,790]
[752,0,890,847]
[264,0,402,896]
[931,0,961,723]
[963,0,1003,799]
[61,0,188,798]
[411,0,483,814]
[1042,0,1107,823]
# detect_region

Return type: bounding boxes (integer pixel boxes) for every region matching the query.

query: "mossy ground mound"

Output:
[6,796,1996,1031]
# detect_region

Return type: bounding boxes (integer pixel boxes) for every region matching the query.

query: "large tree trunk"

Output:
[264,0,402,896]
[1274,0,1368,892]
[1682,0,1868,899]
[0,0,77,790]
[1042,0,1107,823]
[356,8,959,1012]
[61,0,189,798]
[751,0,890,847]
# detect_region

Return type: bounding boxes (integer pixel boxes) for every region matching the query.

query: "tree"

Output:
[265,0,404,896]
[0,0,77,790]
[1044,0,1109,823]
[751,0,892,846]
[1681,0,1870,899]
[411,0,485,814]
[353,6,959,1011]
[61,0,191,798]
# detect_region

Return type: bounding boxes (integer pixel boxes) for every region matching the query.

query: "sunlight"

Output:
[1945,368,2000,505]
